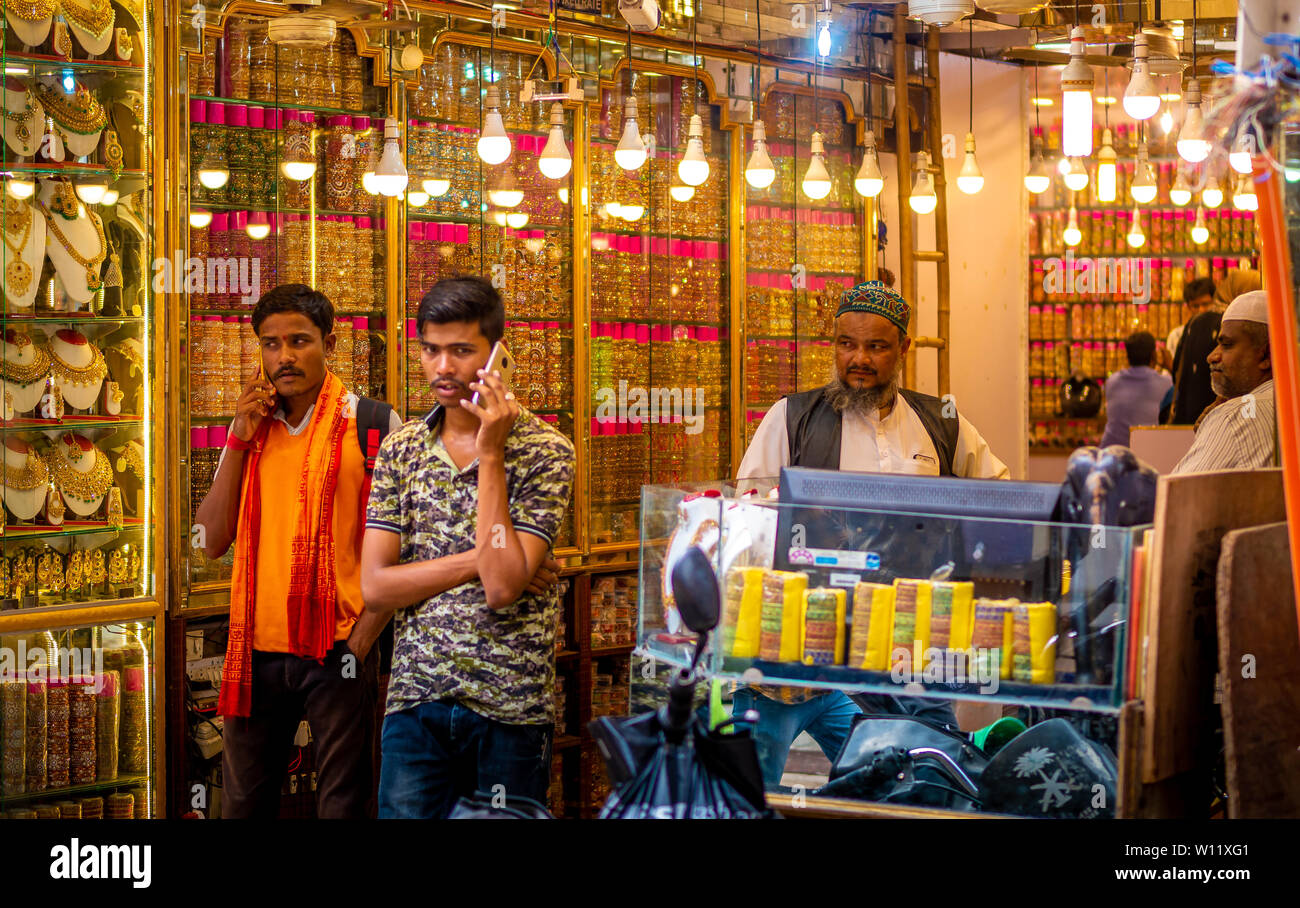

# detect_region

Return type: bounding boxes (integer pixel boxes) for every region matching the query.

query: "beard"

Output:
[823,360,900,419]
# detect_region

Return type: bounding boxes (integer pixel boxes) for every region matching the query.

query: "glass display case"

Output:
[589,63,732,547]
[178,16,397,601]
[743,86,865,449]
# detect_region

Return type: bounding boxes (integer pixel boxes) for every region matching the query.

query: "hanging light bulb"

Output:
[956,133,984,195]
[614,97,647,171]
[1057,156,1072,177]
[189,209,212,229]
[1232,173,1258,210]
[6,177,35,199]
[423,177,451,197]
[1123,32,1161,121]
[246,211,270,240]
[1126,206,1146,248]
[1229,133,1254,174]
[1169,168,1192,206]
[1190,205,1209,244]
[1063,156,1089,192]
[1024,143,1052,195]
[539,103,572,180]
[678,114,710,186]
[1176,79,1211,163]
[909,151,937,214]
[1063,206,1082,247]
[854,130,884,198]
[1158,101,1174,136]
[817,19,831,58]
[603,201,624,219]
[619,203,645,222]
[406,188,430,207]
[557,187,570,205]
[477,84,511,165]
[1131,144,1157,203]
[491,210,508,227]
[1061,27,1095,157]
[75,180,108,205]
[1202,171,1223,208]
[372,117,408,197]
[99,186,119,206]
[488,171,524,208]
[197,148,230,189]
[1097,128,1118,202]
[745,120,776,189]
[802,131,832,200]
[506,211,529,229]
[281,113,318,181]
[669,183,695,202]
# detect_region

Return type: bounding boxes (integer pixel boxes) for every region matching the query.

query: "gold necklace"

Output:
[47,441,111,504]
[47,336,106,386]
[0,333,50,385]
[114,443,143,480]
[37,200,106,290]
[3,451,48,490]
[59,0,112,35]
[109,340,143,376]
[2,97,36,145]
[3,0,58,21]
[33,82,106,135]
[3,200,34,296]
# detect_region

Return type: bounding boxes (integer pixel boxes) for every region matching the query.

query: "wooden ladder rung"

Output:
[914,250,946,263]
[912,335,948,350]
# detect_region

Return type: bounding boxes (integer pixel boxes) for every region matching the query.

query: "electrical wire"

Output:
[968,18,973,134]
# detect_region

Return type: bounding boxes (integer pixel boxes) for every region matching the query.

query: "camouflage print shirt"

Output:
[365,405,575,726]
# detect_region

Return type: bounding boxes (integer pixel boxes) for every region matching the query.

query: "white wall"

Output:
[876,55,1028,478]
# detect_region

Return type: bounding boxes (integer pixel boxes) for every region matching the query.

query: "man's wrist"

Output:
[226,434,252,451]
[477,452,506,469]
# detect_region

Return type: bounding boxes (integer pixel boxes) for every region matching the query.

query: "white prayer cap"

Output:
[1222,290,1269,325]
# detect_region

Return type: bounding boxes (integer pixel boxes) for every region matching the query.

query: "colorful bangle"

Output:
[225,434,252,451]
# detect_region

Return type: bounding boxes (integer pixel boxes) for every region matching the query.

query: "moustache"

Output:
[275,368,304,379]
[432,376,467,389]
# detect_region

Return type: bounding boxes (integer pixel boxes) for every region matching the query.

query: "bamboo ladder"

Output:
[892,7,951,396]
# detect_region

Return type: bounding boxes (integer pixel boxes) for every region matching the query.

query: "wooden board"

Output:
[1216,522,1300,818]
[1142,468,1287,784]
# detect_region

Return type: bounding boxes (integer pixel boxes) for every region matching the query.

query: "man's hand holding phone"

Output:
[232,375,277,442]
[462,366,518,458]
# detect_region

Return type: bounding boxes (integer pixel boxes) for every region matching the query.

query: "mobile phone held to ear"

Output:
[471,341,515,407]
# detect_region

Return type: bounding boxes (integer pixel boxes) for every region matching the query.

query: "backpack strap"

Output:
[355,397,395,475]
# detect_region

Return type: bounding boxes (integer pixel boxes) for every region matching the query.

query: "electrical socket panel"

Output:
[522,77,584,104]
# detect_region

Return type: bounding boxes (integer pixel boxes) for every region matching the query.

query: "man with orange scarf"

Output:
[196,284,401,819]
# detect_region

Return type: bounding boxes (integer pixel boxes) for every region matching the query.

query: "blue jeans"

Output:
[732,689,862,788]
[378,699,552,819]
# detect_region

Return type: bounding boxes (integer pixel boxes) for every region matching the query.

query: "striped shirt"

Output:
[1171,380,1275,474]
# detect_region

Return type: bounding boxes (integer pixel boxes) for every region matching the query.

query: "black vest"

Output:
[783,385,960,476]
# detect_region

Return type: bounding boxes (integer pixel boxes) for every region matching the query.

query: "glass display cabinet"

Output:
[743,85,866,449]
[0,0,163,816]
[177,14,398,606]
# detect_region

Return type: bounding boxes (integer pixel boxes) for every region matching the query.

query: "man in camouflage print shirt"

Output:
[362,277,575,819]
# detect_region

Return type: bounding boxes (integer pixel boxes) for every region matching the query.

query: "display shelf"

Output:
[3,517,146,538]
[756,201,861,215]
[0,415,144,431]
[190,94,385,120]
[194,201,383,219]
[0,774,151,808]
[0,163,148,177]
[1029,252,1258,262]
[0,314,146,326]
[0,54,145,73]
[408,210,571,230]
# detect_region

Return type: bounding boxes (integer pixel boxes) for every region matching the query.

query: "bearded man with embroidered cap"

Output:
[1171,290,1276,474]
[733,280,1009,788]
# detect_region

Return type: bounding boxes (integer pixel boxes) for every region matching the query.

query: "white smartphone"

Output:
[471,341,515,407]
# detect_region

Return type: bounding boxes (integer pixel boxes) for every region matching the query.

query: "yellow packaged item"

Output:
[801,587,847,666]
[723,567,765,659]
[759,570,807,663]
[971,598,1014,681]
[929,581,975,651]
[850,581,894,671]
[890,579,932,672]
[1012,602,1057,684]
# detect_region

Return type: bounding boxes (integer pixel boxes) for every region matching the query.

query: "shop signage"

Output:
[557,0,602,14]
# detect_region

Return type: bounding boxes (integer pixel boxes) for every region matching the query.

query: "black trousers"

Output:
[221,640,378,819]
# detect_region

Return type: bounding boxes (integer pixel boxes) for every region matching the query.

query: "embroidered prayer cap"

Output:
[1221,290,1268,325]
[836,281,911,335]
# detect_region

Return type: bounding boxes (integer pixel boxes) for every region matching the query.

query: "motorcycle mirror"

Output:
[670,546,720,634]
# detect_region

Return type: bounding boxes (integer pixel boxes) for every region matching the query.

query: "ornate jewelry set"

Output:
[1,543,138,601]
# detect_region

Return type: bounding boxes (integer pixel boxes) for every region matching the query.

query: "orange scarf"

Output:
[219,372,350,718]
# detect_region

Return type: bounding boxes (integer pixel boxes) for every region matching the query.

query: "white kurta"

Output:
[737,394,1009,482]
[1171,379,1275,474]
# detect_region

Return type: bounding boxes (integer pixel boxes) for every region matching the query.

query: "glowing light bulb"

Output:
[619,203,644,221]
[614,97,647,171]
[745,119,776,190]
[1123,32,1160,121]
[1229,134,1254,174]
[1233,174,1258,210]
[1063,156,1089,192]
[1063,207,1082,247]
[802,131,832,200]
[1097,129,1117,202]
[1202,173,1223,208]
[1057,156,1072,177]
[855,130,884,198]
[957,133,984,195]
[506,211,529,229]
[362,170,379,195]
[538,103,571,180]
[1177,80,1211,164]
[1159,107,1174,135]
[372,117,408,197]
[246,219,270,240]
[669,183,695,202]
[6,177,34,199]
[909,151,937,214]
[1126,206,1146,247]
[1131,145,1156,203]
[99,187,119,206]
[423,178,451,197]
[74,181,107,205]
[678,115,709,186]
[817,21,831,58]
[1061,27,1095,156]
[604,201,624,219]
[477,85,511,165]
[1191,205,1209,244]
[281,159,317,181]
[557,187,570,205]
[188,209,212,228]
[406,188,429,207]
[197,163,229,189]
[1024,147,1051,195]
[1169,168,1192,206]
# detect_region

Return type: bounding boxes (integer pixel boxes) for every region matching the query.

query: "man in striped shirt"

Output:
[1171,291,1275,474]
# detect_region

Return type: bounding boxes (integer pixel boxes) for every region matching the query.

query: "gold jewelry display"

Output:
[0,332,50,385]
[46,335,107,385]
[65,551,83,590]
[60,0,112,35]
[102,128,122,178]
[37,199,106,290]
[3,451,49,490]
[47,437,111,506]
[108,340,143,376]
[45,485,64,524]
[2,98,36,145]
[102,250,122,288]
[114,26,131,60]
[105,486,122,528]
[46,179,79,219]
[3,198,35,296]
[33,82,105,135]
[36,551,54,586]
[87,548,105,584]
[114,443,143,480]
[4,0,58,20]
[127,547,138,582]
[107,549,125,584]
[47,555,65,594]
[53,21,73,58]
[0,558,9,595]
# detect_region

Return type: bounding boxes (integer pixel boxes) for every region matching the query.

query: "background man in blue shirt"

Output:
[1101,331,1173,448]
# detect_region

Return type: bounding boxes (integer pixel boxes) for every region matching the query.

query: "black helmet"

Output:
[1060,375,1102,418]
[978,719,1118,818]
